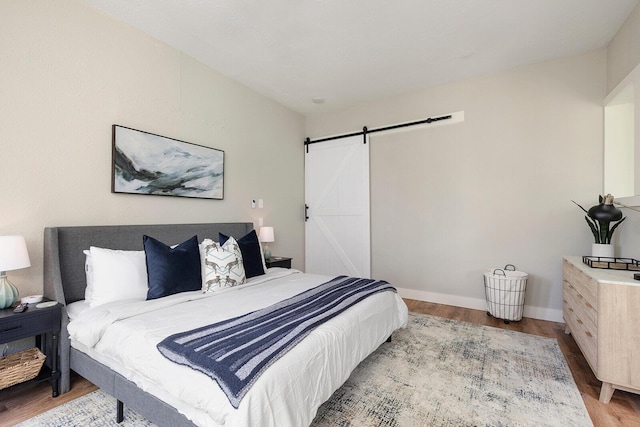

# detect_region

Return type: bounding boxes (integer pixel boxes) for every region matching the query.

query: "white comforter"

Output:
[68,269,408,427]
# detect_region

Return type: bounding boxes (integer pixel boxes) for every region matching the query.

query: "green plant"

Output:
[572,194,626,244]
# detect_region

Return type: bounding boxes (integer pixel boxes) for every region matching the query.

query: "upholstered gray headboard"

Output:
[43,222,253,305]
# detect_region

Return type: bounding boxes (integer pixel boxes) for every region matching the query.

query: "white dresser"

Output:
[563,256,640,403]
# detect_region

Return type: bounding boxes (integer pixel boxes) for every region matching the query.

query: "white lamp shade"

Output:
[259,227,275,243]
[0,235,31,272]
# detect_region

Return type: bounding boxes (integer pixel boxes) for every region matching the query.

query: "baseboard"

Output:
[396,287,564,323]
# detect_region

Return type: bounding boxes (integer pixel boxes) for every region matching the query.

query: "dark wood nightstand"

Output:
[0,300,61,398]
[265,256,292,269]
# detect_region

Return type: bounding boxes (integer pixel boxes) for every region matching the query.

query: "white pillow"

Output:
[202,237,246,293]
[88,246,148,308]
[66,300,90,320]
[258,241,268,272]
[83,250,94,302]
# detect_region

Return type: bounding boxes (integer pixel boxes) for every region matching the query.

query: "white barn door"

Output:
[305,135,370,277]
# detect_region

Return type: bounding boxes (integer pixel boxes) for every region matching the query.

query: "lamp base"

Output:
[263,244,271,261]
[0,274,19,309]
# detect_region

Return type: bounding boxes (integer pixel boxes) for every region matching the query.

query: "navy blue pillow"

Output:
[219,230,265,279]
[143,235,201,300]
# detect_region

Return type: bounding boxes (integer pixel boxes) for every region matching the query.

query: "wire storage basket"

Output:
[483,264,528,323]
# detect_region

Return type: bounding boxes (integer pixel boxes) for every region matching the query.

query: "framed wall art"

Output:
[112,125,224,200]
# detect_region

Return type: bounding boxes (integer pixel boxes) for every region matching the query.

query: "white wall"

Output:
[2,0,628,324]
[607,1,640,94]
[0,0,306,298]
[307,50,606,321]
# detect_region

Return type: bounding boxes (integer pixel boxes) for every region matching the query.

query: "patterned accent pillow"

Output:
[219,230,265,279]
[202,237,246,293]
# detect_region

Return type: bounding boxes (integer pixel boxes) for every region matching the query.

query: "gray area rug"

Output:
[17,313,592,427]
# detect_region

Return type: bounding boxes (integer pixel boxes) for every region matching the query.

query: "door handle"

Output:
[305,204,309,222]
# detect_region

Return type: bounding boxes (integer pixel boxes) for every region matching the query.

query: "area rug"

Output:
[17,313,592,427]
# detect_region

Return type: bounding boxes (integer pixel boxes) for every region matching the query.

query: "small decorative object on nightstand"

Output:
[0,298,61,397]
[265,256,292,269]
[259,226,275,260]
[0,235,32,309]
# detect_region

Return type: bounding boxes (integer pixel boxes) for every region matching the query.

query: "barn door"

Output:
[304,135,370,277]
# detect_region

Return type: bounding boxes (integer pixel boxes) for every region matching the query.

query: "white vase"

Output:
[592,243,615,258]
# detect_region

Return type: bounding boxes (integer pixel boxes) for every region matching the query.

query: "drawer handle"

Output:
[585,331,593,338]
[568,308,574,312]
[585,302,593,309]
[0,325,22,334]
[577,318,583,324]
[576,293,583,299]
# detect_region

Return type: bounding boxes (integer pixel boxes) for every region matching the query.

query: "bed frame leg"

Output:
[116,400,124,423]
[386,335,392,343]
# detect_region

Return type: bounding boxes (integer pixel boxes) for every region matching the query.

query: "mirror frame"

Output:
[604,63,640,206]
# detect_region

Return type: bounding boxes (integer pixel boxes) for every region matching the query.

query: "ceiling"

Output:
[84,0,639,115]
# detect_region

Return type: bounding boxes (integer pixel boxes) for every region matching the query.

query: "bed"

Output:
[43,222,408,426]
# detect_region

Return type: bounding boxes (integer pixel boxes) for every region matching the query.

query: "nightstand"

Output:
[265,256,292,269]
[0,300,61,398]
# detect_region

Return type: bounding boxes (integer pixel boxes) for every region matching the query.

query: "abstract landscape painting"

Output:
[112,125,224,199]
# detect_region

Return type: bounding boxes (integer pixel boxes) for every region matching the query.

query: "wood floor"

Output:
[1,300,639,426]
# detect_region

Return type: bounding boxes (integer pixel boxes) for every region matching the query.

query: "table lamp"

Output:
[0,235,31,309]
[258,227,275,260]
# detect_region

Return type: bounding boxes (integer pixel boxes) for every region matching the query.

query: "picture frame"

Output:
[112,125,224,200]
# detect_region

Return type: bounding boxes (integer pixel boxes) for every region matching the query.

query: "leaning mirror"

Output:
[604,63,640,206]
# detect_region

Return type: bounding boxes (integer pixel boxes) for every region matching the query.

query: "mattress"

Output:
[67,269,408,426]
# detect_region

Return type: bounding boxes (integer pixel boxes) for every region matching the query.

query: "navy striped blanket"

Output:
[157,276,396,408]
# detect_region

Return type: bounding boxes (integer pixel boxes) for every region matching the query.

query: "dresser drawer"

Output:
[563,280,597,332]
[563,297,598,369]
[0,309,56,343]
[563,259,597,308]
